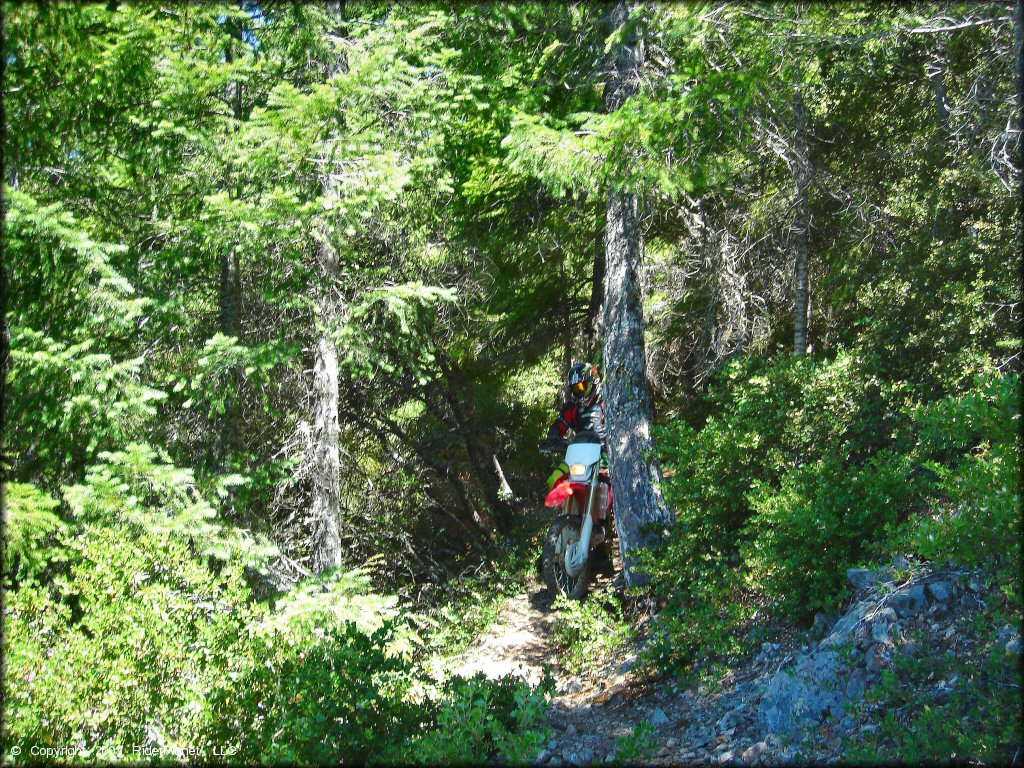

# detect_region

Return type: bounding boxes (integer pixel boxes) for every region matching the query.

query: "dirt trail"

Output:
[446,574,816,766]
[449,590,557,687]
[445,571,771,766]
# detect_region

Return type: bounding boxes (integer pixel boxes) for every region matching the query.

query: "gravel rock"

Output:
[812,613,831,640]
[757,648,854,738]
[962,594,983,611]
[845,667,867,699]
[651,706,670,728]
[926,581,952,603]
[865,645,884,674]
[562,678,584,695]
[870,618,894,645]
[998,627,1023,657]
[742,741,768,764]
[847,567,884,590]
[891,585,928,618]
[823,602,867,645]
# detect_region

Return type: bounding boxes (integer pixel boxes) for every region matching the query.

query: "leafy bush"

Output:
[742,449,921,618]
[201,619,426,765]
[3,518,550,765]
[889,373,1021,607]
[414,673,550,765]
[551,589,633,674]
[4,483,65,583]
[3,524,255,762]
[650,352,1020,671]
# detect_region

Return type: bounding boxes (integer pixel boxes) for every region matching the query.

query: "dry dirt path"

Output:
[446,576,804,766]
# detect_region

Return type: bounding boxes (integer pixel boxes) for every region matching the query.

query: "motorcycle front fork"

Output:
[565,471,601,577]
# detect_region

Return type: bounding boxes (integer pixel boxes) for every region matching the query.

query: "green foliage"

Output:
[844,610,1022,764]
[888,375,1022,605]
[4,1,1021,762]
[4,483,65,582]
[614,720,656,762]
[3,521,549,765]
[414,673,551,765]
[551,588,633,674]
[650,356,1020,670]
[63,443,278,573]
[742,449,920,617]
[3,523,256,762]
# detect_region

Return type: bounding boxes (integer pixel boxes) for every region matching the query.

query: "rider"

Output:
[542,362,606,490]
[542,361,614,573]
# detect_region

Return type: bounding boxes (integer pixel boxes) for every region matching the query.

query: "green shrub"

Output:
[551,589,632,674]
[200,620,426,765]
[414,673,550,765]
[889,373,1021,606]
[4,482,65,583]
[650,352,1019,671]
[3,524,255,763]
[741,449,921,617]
[3,518,550,765]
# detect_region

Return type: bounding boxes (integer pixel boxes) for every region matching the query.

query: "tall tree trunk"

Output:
[0,32,8,524]
[926,40,951,130]
[1016,0,1023,159]
[602,1,673,588]
[308,0,346,573]
[792,87,811,356]
[586,206,606,356]
[215,21,245,472]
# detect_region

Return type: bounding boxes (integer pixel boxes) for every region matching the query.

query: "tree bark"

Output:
[602,1,673,588]
[586,206,606,355]
[926,39,950,130]
[1016,0,1023,158]
[0,32,8,524]
[214,18,245,472]
[792,87,811,357]
[308,0,347,574]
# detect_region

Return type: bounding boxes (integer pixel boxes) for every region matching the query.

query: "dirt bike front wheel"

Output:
[543,514,591,600]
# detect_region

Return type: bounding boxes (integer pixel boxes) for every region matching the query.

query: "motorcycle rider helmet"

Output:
[567,362,600,405]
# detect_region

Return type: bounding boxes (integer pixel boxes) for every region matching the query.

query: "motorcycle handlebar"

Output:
[538,440,565,456]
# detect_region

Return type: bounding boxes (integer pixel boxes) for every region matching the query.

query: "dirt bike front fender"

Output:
[544,479,573,507]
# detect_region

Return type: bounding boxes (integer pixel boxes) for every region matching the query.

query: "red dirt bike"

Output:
[538,430,614,600]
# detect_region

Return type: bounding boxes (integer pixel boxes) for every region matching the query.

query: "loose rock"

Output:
[926,581,952,603]
[847,567,883,590]
[812,613,831,640]
[757,648,855,738]
[891,585,928,618]
[742,741,767,764]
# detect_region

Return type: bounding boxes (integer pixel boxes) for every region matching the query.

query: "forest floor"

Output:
[446,566,817,766]
[444,554,1022,766]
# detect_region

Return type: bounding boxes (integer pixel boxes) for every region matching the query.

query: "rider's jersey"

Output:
[546,396,606,442]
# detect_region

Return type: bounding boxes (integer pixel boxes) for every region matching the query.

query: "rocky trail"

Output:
[447,559,1022,766]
